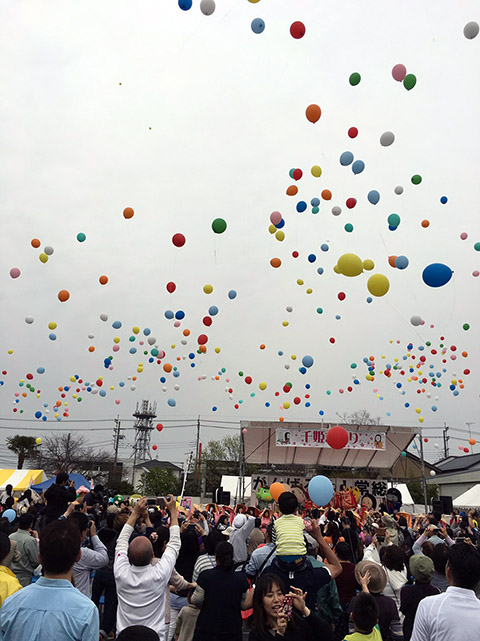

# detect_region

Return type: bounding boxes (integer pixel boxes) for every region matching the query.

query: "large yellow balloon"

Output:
[337,253,363,277]
[367,274,390,297]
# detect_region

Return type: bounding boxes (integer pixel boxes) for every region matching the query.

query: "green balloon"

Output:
[411,174,422,185]
[403,74,417,90]
[388,213,401,227]
[238,371,244,376]
[151,348,159,356]
[344,223,354,232]
[349,72,361,86]
[289,168,295,178]
[76,232,86,242]
[316,307,323,314]
[211,218,227,234]
[474,242,480,251]
[463,323,470,330]
[312,206,319,214]
[401,451,407,458]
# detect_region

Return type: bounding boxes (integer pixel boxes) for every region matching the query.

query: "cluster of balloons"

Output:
[391,63,416,90]
[339,151,365,175]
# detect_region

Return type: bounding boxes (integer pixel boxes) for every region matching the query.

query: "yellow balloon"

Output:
[337,253,363,277]
[48,321,57,330]
[39,253,48,263]
[215,347,221,353]
[297,279,304,285]
[333,264,340,274]
[35,437,42,445]
[7,350,13,354]
[291,354,297,360]
[268,224,276,234]
[132,326,140,334]
[311,165,322,177]
[171,344,176,349]
[283,401,290,409]
[259,381,267,390]
[203,284,213,294]
[114,336,120,343]
[275,230,285,242]
[419,417,424,423]
[363,258,375,271]
[415,408,421,414]
[306,288,313,294]
[282,321,289,327]
[367,274,390,297]
[70,376,76,382]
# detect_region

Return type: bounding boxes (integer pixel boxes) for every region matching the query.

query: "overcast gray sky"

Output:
[1,0,479,468]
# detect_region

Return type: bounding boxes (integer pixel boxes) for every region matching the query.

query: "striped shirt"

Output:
[192,553,216,582]
[274,514,306,556]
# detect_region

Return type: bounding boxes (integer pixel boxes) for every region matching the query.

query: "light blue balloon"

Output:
[302,355,314,368]
[317,267,324,275]
[320,243,329,252]
[228,290,237,300]
[395,255,409,269]
[164,310,174,319]
[99,389,106,397]
[366,297,373,303]
[37,367,45,374]
[340,151,354,166]
[112,321,122,329]
[209,306,219,316]
[352,160,365,174]
[48,333,56,341]
[431,406,438,412]
[311,197,320,207]
[308,475,334,507]
[251,18,265,34]
[167,398,176,407]
[367,190,380,205]
[129,347,137,354]
[143,328,151,336]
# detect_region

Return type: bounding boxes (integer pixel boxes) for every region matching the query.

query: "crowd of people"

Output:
[0,474,479,641]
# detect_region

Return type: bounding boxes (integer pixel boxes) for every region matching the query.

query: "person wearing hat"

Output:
[229,513,255,564]
[354,561,403,641]
[400,555,439,641]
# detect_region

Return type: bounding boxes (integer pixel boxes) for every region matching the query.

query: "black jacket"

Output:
[44,483,76,521]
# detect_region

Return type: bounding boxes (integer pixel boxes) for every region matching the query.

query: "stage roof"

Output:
[241,421,417,471]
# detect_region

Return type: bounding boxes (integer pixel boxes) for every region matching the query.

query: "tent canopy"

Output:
[0,469,45,492]
[394,483,414,506]
[453,485,480,508]
[31,473,92,493]
[242,421,417,470]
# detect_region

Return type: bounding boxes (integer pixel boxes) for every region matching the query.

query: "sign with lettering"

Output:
[275,428,386,450]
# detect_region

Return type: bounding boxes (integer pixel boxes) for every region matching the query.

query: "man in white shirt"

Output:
[68,511,109,596]
[411,543,480,641]
[114,495,180,641]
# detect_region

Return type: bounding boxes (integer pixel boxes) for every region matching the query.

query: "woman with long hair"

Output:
[168,528,201,640]
[248,573,333,641]
[191,541,249,641]
[379,544,408,618]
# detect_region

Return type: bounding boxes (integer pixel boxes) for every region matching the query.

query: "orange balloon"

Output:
[421,219,430,228]
[305,104,321,123]
[31,238,41,248]
[88,346,95,352]
[469,438,476,445]
[183,329,191,336]
[123,207,134,219]
[259,344,266,350]
[270,257,282,268]
[321,189,332,200]
[163,363,172,373]
[99,275,109,285]
[286,185,298,196]
[58,289,70,302]
[462,351,468,357]
[388,255,398,267]
[270,482,286,502]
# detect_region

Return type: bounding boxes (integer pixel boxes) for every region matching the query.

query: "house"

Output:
[132,459,183,489]
[425,453,480,499]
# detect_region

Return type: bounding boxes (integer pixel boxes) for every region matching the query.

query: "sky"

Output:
[0,0,479,469]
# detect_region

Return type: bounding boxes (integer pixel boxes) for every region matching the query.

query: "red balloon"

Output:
[283,384,291,393]
[464,447,469,453]
[327,425,349,449]
[156,423,163,432]
[26,373,33,380]
[292,168,303,180]
[337,292,346,301]
[203,316,212,327]
[346,198,357,209]
[166,282,176,293]
[292,251,299,258]
[152,444,158,451]
[96,379,103,387]
[290,21,305,39]
[348,127,358,138]
[424,438,428,442]
[293,397,301,404]
[172,233,186,247]
[197,334,208,345]
[329,337,335,344]
[245,376,252,384]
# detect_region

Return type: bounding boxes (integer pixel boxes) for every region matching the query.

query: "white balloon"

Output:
[162,386,167,392]
[130,385,136,391]
[380,131,395,146]
[100,313,108,321]
[394,185,404,195]
[464,21,479,39]
[284,364,290,369]
[147,336,156,345]
[434,443,439,449]
[331,206,342,216]
[410,315,423,326]
[88,334,94,339]
[286,306,293,312]
[430,470,436,476]
[200,0,215,15]
[181,339,187,345]
[91,388,98,395]
[25,316,34,324]
[174,384,180,391]
[44,245,54,255]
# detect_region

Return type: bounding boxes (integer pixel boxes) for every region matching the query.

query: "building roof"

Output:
[133,460,182,472]
[434,453,480,473]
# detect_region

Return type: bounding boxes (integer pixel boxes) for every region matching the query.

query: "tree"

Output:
[30,432,113,480]
[6,435,38,469]
[336,410,381,426]
[199,435,242,494]
[138,468,180,496]
[406,478,439,504]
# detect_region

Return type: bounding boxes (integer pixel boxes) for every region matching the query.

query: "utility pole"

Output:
[195,416,200,476]
[418,434,429,513]
[113,415,124,465]
[442,423,450,458]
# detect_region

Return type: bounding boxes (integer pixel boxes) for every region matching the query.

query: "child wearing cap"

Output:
[345,592,382,641]
[400,554,440,641]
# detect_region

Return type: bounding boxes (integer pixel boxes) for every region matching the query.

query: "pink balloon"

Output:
[450,355,457,360]
[112,345,120,352]
[115,399,121,404]
[270,211,282,225]
[473,270,479,277]
[460,232,468,240]
[373,388,378,393]
[9,267,21,279]
[392,64,407,81]
[174,321,181,328]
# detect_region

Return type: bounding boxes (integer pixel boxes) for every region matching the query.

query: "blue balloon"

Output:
[228,290,237,300]
[143,328,151,336]
[251,18,265,33]
[112,321,122,329]
[367,190,380,205]
[160,377,166,383]
[302,355,314,368]
[305,383,311,389]
[37,367,45,374]
[431,405,438,411]
[209,306,219,316]
[299,367,307,375]
[119,381,125,387]
[173,370,180,378]
[317,267,324,275]
[311,197,320,207]
[422,263,453,288]
[99,389,106,397]
[167,398,176,407]
[340,151,354,166]
[274,219,285,229]
[178,0,192,9]
[366,296,373,303]
[129,347,137,354]
[48,333,56,341]
[320,243,329,252]
[212,406,217,412]
[395,255,409,269]
[296,201,307,213]
[352,159,365,174]
[35,411,42,419]
[308,254,316,263]
[440,196,448,204]
[308,475,334,507]
[42,416,47,421]
[175,310,185,320]
[164,310,174,319]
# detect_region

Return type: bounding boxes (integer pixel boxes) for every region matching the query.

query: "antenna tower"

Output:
[132,400,157,463]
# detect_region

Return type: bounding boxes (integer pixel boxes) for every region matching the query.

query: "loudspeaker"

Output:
[432,499,443,514]
[440,495,453,514]
[213,487,231,505]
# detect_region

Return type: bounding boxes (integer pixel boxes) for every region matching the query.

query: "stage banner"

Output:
[275,428,386,450]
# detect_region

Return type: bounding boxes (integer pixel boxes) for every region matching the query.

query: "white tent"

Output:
[453,485,480,508]
[394,483,414,507]
[0,469,46,492]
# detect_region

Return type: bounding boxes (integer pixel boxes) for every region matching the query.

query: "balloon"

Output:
[346,198,356,209]
[410,315,422,326]
[270,482,286,501]
[302,355,314,368]
[352,160,365,174]
[156,423,164,432]
[464,21,479,39]
[200,0,215,14]
[251,18,265,34]
[392,64,407,81]
[152,444,158,451]
[35,411,42,419]
[270,211,282,225]
[469,438,476,446]
[36,437,42,445]
[259,381,267,390]
[270,257,281,268]
[421,219,430,228]
[31,238,41,248]
[349,72,361,86]
[327,425,349,449]
[401,451,407,457]
[430,470,436,476]
[305,104,321,123]
[39,253,48,263]
[388,213,400,228]
[308,475,334,507]
[367,274,390,297]
[403,74,417,90]
[395,255,409,270]
[422,263,453,288]
[167,398,176,407]
[203,284,213,294]
[394,185,404,195]
[340,151,353,166]
[363,259,374,271]
[348,127,358,138]
[380,131,395,146]
[76,232,86,242]
[211,218,227,233]
[331,206,341,216]
[286,185,298,196]
[100,313,108,321]
[337,253,363,277]
[322,190,332,200]
[178,0,192,9]
[9,267,21,279]
[198,334,208,345]
[311,165,322,177]
[367,190,380,205]
[58,289,70,302]
[290,21,305,39]
[123,207,134,219]
[172,233,186,247]
[166,282,176,293]
[411,174,422,185]
[44,246,54,256]
[228,290,237,299]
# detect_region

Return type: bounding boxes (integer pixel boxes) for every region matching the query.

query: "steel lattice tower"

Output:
[132,400,157,463]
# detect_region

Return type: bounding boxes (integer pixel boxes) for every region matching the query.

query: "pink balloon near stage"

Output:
[326,425,349,449]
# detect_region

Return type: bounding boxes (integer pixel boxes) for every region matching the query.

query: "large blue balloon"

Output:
[308,475,334,507]
[352,160,365,174]
[178,0,192,9]
[367,190,380,205]
[302,355,314,368]
[340,151,354,166]
[422,263,453,288]
[251,18,265,34]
